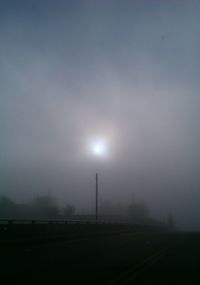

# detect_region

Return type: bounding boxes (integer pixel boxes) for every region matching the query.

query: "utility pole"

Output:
[95,173,98,222]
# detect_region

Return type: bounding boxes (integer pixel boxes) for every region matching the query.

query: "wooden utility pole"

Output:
[95,173,98,222]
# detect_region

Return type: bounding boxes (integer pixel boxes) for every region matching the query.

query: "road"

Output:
[1,232,200,284]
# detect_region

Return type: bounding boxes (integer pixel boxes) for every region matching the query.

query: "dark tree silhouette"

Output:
[30,195,59,219]
[167,214,176,231]
[63,204,75,218]
[0,195,17,218]
[127,201,150,223]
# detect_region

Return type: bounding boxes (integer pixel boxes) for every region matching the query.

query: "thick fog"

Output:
[0,0,200,230]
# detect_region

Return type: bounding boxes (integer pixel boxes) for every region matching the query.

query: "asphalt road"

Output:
[1,232,200,284]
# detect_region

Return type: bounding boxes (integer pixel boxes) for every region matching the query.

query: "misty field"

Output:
[1,225,200,284]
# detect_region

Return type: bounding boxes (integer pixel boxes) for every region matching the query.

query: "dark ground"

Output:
[1,230,200,284]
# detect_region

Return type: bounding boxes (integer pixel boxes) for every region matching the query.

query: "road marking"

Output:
[108,246,170,285]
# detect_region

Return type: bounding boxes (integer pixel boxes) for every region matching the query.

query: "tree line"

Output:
[0,194,175,229]
[0,195,75,219]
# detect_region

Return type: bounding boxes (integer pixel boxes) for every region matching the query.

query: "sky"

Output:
[0,0,200,230]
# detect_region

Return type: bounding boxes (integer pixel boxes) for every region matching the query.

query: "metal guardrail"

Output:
[0,219,110,225]
[0,219,163,230]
